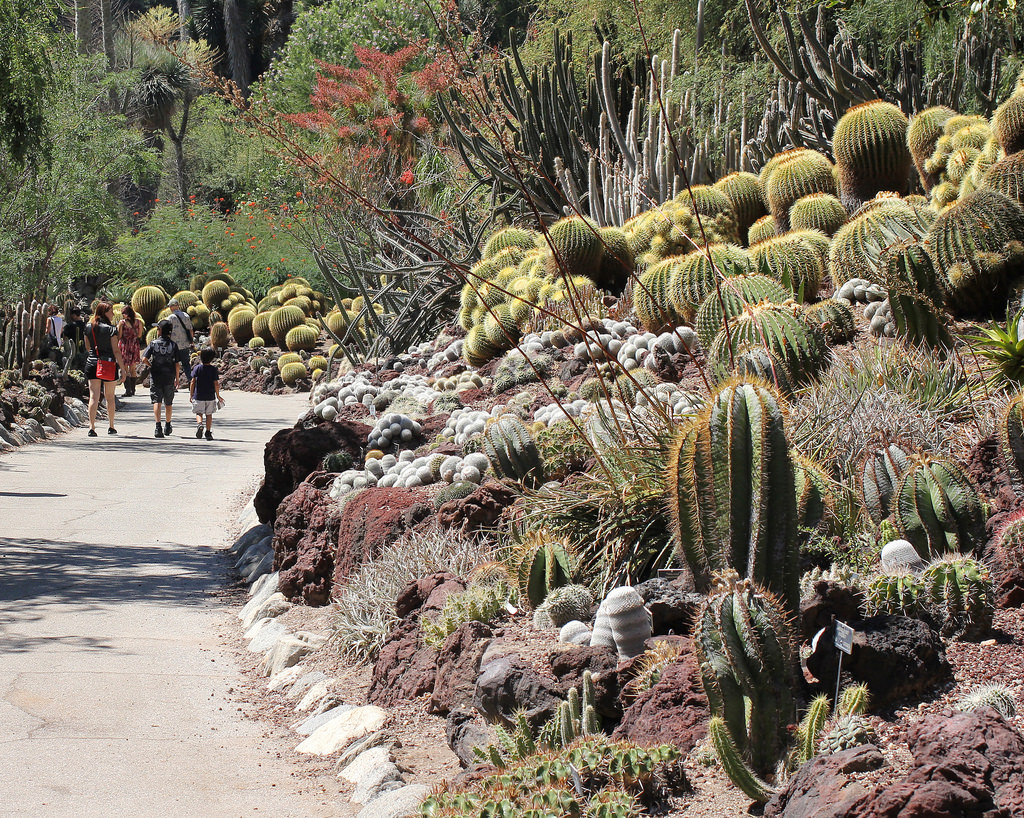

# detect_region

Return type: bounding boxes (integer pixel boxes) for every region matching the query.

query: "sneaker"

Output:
[164,422,172,436]
[155,424,164,438]
[88,429,97,437]
[107,427,117,435]
[204,430,213,441]
[196,425,203,439]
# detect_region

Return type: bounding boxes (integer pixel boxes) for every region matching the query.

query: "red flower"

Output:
[399,169,415,185]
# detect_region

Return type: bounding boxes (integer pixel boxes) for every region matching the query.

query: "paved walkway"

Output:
[0,390,343,816]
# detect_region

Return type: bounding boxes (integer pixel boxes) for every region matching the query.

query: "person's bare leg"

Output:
[105,380,117,430]
[205,414,213,431]
[165,404,172,423]
[88,380,101,431]
[153,403,161,423]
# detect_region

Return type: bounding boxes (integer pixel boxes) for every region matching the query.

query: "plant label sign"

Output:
[834,621,854,655]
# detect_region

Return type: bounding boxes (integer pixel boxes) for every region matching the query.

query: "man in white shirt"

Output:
[166,298,195,386]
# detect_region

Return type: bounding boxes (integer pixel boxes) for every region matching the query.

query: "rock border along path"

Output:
[0,390,349,817]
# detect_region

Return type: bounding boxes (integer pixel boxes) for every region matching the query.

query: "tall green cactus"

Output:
[833,100,912,211]
[696,572,799,783]
[921,554,994,639]
[859,443,910,524]
[925,188,1024,316]
[666,382,800,610]
[999,393,1024,485]
[509,531,575,607]
[892,454,987,559]
[706,302,827,386]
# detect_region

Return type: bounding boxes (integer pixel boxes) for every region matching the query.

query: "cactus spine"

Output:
[510,533,575,608]
[482,415,544,487]
[667,382,800,610]
[999,394,1024,485]
[696,572,799,782]
[833,100,912,211]
[708,717,775,803]
[892,454,987,559]
[859,443,910,524]
[921,554,994,639]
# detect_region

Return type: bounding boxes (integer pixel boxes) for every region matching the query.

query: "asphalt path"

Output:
[0,389,344,816]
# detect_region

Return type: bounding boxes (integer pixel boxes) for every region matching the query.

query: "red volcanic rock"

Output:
[333,487,433,585]
[436,481,518,534]
[272,478,342,606]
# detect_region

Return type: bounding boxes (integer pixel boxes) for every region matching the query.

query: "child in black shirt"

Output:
[190,348,223,440]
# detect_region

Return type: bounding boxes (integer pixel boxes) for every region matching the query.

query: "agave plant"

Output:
[966,307,1024,387]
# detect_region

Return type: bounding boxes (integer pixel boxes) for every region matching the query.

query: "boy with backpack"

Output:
[190,348,223,440]
[142,320,181,438]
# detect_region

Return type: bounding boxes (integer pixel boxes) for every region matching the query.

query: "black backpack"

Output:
[149,338,177,375]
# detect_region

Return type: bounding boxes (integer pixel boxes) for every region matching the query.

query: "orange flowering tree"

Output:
[118,196,314,295]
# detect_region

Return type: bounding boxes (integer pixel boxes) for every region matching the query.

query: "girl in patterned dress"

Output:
[117,305,144,397]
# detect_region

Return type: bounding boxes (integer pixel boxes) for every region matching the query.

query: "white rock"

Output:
[296,679,333,712]
[286,670,328,700]
[241,591,291,629]
[356,784,431,818]
[267,665,304,692]
[295,705,388,756]
[294,704,355,736]
[261,636,314,677]
[246,618,288,653]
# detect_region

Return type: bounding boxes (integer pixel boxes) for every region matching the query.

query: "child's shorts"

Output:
[192,399,218,416]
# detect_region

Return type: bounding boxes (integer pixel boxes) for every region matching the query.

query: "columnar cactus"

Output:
[796,695,832,763]
[510,532,575,607]
[696,572,799,782]
[892,454,987,559]
[793,451,831,532]
[763,150,837,233]
[999,393,1024,485]
[921,554,994,639]
[708,717,775,803]
[714,171,767,240]
[789,193,848,236]
[666,382,800,610]
[706,301,827,386]
[749,230,828,300]
[865,570,924,617]
[833,100,913,211]
[482,415,544,487]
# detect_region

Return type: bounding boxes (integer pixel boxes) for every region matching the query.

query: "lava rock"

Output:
[445,707,496,768]
[272,480,342,606]
[806,615,952,710]
[436,481,518,534]
[548,645,621,721]
[633,577,701,635]
[334,487,433,584]
[254,418,369,523]
[991,511,1024,609]
[612,645,709,753]
[966,434,1019,539]
[429,621,494,716]
[765,744,885,818]
[800,580,866,642]
[473,654,563,727]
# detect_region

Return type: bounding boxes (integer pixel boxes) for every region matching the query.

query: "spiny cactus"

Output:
[819,714,876,754]
[925,188,1024,316]
[434,481,477,509]
[748,215,777,245]
[880,243,954,352]
[982,152,1024,205]
[714,171,767,239]
[893,454,987,559]
[956,684,1018,719]
[749,230,827,300]
[131,285,167,325]
[667,244,752,319]
[590,586,652,661]
[908,106,957,190]
[595,226,635,293]
[833,100,912,211]
[201,279,231,312]
[547,216,604,280]
[828,194,933,285]
[694,273,791,349]
[279,361,308,386]
[789,193,848,236]
[706,301,827,386]
[764,150,837,233]
[993,91,1024,155]
[921,554,994,639]
[509,531,575,608]
[545,584,594,628]
[269,305,306,347]
[859,443,910,524]
[730,345,795,396]
[632,258,684,332]
[803,299,855,345]
[422,580,514,649]
[998,393,1024,486]
[865,569,925,617]
[796,695,832,763]
[793,451,832,532]
[667,383,799,609]
[536,671,602,749]
[285,324,319,352]
[483,226,540,259]
[227,308,256,345]
[696,572,799,781]
[708,717,775,803]
[209,322,230,350]
[482,415,544,487]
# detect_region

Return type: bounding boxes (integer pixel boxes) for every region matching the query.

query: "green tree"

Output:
[0,0,56,166]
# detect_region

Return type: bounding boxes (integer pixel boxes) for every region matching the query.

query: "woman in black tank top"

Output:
[85,301,127,436]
